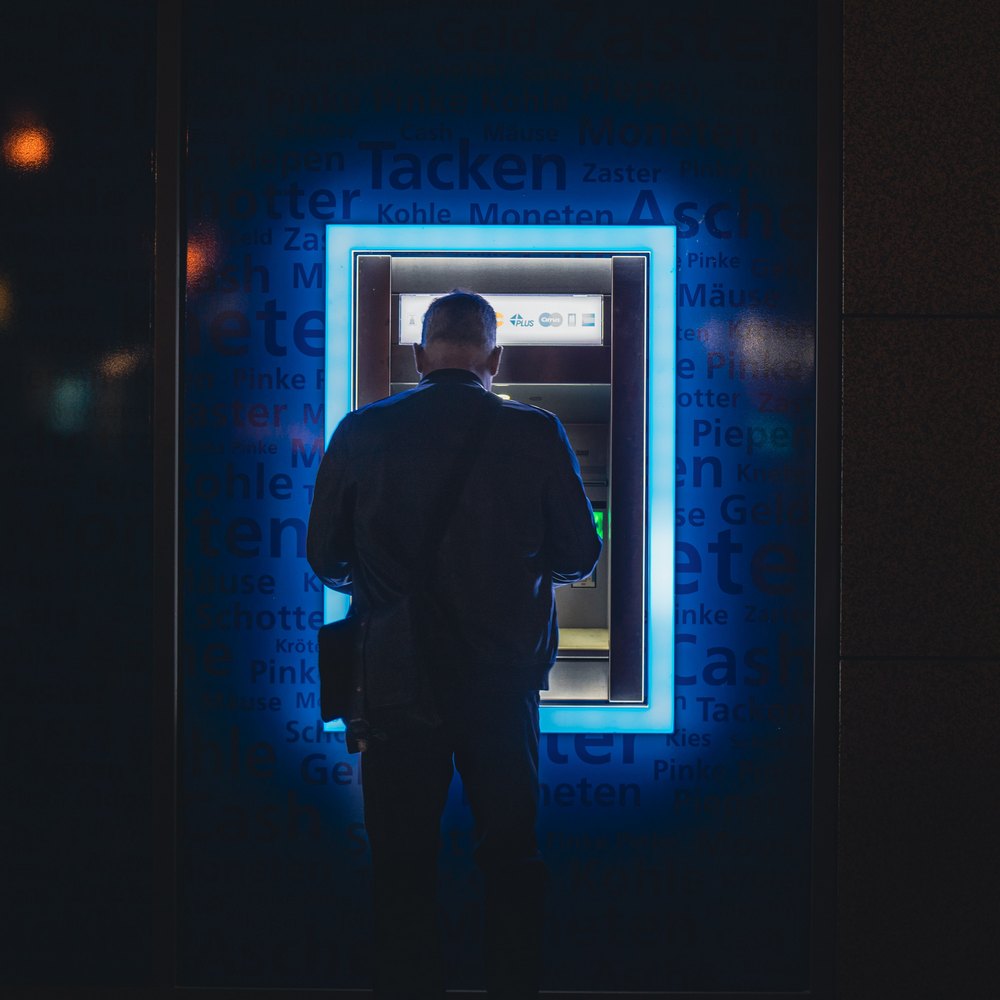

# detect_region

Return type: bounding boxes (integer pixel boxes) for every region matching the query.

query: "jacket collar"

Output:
[419,368,486,389]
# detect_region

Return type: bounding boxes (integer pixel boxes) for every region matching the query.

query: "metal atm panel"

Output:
[325,226,676,734]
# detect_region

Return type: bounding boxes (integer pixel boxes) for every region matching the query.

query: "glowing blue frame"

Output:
[324,225,675,733]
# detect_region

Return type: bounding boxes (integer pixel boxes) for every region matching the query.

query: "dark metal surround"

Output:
[353,251,649,707]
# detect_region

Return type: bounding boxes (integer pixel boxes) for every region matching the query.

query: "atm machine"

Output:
[324,225,675,733]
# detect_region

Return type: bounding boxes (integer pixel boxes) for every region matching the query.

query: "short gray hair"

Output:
[421,289,496,350]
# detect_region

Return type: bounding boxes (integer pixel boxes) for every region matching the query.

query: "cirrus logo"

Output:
[538,312,563,327]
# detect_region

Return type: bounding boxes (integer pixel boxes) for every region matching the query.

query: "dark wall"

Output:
[1,1,996,996]
[1,1,157,988]
[838,1,999,997]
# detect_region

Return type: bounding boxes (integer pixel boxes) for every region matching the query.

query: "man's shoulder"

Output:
[348,384,426,423]
[492,398,571,457]
[498,397,561,430]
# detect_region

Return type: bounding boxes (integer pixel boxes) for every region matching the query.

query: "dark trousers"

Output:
[362,687,544,1000]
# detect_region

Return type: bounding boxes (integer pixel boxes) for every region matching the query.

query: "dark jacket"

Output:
[307,368,602,692]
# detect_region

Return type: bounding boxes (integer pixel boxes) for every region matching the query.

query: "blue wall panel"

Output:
[179,1,817,989]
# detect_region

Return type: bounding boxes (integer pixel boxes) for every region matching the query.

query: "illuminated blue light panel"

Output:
[324,225,675,733]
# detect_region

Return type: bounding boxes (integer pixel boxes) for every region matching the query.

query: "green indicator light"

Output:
[593,509,606,541]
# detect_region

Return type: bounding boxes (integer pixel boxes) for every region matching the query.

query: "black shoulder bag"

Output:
[319,391,501,752]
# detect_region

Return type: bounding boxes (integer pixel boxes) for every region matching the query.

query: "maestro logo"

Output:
[538,312,563,327]
[508,313,535,327]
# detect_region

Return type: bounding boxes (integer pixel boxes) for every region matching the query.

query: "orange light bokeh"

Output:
[3,126,53,171]
[186,243,210,284]
[97,348,144,379]
[186,224,223,288]
[0,278,13,328]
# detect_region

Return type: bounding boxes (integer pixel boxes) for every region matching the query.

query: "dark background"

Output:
[2,1,997,997]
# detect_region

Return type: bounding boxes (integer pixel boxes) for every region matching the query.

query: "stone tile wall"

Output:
[839,2,999,996]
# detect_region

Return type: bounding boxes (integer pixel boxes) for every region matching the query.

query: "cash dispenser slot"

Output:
[353,251,648,708]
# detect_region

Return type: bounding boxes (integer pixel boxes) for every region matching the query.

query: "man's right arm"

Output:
[306,414,355,593]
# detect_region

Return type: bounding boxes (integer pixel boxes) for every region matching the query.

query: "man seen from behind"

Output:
[307,289,602,999]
